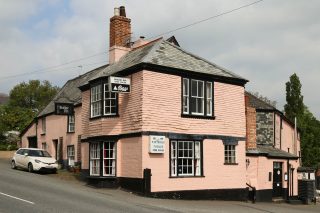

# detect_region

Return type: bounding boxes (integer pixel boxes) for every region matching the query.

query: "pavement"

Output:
[1,151,320,213]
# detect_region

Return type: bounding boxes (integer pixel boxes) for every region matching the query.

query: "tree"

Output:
[284,73,304,122]
[0,80,59,142]
[284,73,320,167]
[9,80,59,113]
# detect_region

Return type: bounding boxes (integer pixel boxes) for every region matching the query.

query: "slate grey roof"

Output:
[84,39,248,85]
[37,65,108,117]
[246,145,298,159]
[245,91,275,110]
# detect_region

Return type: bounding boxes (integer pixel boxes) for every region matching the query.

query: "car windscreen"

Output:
[28,150,52,157]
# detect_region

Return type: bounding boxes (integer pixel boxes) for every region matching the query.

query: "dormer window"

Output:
[182,78,214,118]
[90,79,118,118]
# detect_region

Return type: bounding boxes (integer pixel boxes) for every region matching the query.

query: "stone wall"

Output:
[256,112,274,145]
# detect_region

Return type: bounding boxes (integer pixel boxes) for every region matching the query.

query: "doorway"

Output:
[52,139,58,160]
[272,162,283,197]
[28,136,37,148]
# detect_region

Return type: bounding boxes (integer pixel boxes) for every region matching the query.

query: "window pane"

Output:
[198,81,204,97]
[191,80,197,97]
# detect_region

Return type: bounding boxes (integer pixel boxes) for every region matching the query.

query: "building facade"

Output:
[20,6,301,201]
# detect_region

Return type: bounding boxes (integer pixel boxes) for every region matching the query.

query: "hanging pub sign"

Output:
[55,103,74,115]
[149,135,165,153]
[110,76,131,93]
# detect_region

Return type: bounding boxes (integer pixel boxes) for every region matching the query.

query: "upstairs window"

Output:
[182,78,213,117]
[68,115,75,132]
[90,79,118,118]
[104,83,117,115]
[91,85,102,117]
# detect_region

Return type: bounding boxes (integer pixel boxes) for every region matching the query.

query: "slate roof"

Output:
[246,145,298,159]
[245,91,276,110]
[37,65,108,117]
[83,39,248,85]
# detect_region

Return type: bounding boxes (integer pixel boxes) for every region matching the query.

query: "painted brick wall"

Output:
[21,123,36,148]
[256,112,274,145]
[142,136,246,192]
[141,70,246,137]
[246,106,257,150]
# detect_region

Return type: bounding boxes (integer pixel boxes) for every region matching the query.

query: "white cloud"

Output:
[0,0,319,118]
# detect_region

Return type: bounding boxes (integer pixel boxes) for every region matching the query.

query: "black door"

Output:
[272,162,283,197]
[28,136,37,148]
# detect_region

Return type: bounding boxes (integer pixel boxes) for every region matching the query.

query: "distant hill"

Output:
[0,93,9,105]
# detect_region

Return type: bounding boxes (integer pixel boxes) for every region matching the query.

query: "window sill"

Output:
[87,175,117,179]
[40,133,46,136]
[169,175,205,178]
[90,114,119,121]
[224,163,238,165]
[67,131,75,134]
[181,114,216,120]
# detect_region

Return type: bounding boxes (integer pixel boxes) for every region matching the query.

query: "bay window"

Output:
[91,85,102,117]
[90,141,116,177]
[90,78,118,118]
[170,140,202,177]
[182,78,213,117]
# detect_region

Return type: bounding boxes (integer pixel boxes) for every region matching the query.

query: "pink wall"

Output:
[246,156,299,195]
[117,137,142,178]
[141,70,246,136]
[21,123,37,148]
[21,106,82,163]
[142,136,246,192]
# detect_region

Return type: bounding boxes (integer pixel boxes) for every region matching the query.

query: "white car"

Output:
[11,148,58,173]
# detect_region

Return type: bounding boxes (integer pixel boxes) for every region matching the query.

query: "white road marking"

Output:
[0,192,35,205]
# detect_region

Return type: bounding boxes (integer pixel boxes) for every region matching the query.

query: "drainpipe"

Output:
[291,167,294,197]
[287,159,290,201]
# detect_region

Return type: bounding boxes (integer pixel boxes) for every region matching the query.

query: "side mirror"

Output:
[24,153,28,157]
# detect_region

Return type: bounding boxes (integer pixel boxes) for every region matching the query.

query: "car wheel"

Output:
[28,163,33,173]
[11,161,16,169]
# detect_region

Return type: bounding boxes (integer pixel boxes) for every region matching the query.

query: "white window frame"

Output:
[68,115,75,132]
[103,142,116,176]
[171,140,201,177]
[191,80,204,115]
[182,78,189,114]
[224,145,236,164]
[90,143,100,176]
[90,85,102,118]
[67,145,75,166]
[206,82,212,116]
[104,83,117,116]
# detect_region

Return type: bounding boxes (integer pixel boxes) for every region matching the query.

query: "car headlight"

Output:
[35,159,42,163]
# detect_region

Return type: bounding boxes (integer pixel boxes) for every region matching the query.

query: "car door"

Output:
[20,149,30,168]
[14,149,25,167]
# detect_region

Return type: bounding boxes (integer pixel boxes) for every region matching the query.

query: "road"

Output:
[0,157,319,213]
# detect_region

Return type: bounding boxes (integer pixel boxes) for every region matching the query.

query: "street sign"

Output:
[110,76,131,93]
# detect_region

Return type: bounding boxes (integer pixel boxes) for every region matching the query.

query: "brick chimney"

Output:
[245,95,257,150]
[109,6,131,64]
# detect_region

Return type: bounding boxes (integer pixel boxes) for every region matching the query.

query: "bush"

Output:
[0,143,18,151]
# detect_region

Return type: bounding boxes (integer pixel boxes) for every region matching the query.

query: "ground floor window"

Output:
[67,145,75,166]
[224,145,236,164]
[90,141,116,177]
[170,140,202,177]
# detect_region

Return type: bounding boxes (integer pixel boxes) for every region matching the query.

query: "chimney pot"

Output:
[114,7,120,16]
[119,6,126,17]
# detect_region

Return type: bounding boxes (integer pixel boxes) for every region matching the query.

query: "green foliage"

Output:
[284,73,304,122]
[0,80,59,139]
[284,73,320,167]
[9,80,59,113]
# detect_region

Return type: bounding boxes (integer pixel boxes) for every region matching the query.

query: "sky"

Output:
[0,0,319,118]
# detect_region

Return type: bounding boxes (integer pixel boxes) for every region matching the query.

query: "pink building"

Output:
[245,92,300,202]
[20,6,300,201]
